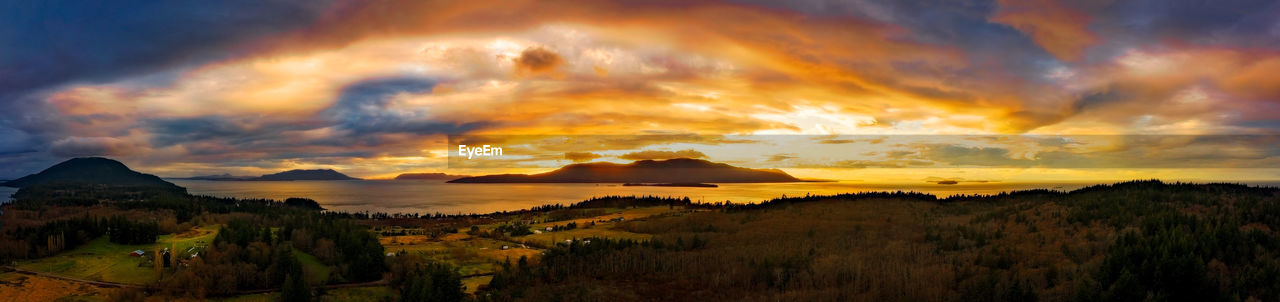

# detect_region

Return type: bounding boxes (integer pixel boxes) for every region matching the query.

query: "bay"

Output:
[171,180,1108,215]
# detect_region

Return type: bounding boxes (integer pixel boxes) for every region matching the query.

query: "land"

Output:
[253,169,359,181]
[174,169,359,181]
[449,158,802,183]
[5,158,1280,301]
[15,225,218,285]
[2,157,181,190]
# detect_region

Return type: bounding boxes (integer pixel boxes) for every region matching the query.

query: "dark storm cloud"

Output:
[325,77,489,136]
[49,137,136,157]
[1072,89,1130,113]
[0,0,336,102]
[146,116,257,147]
[1087,0,1280,48]
[134,76,489,167]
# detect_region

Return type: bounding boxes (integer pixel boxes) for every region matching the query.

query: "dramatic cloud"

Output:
[619,149,708,161]
[0,0,332,101]
[50,136,138,157]
[989,0,1096,61]
[1,0,1279,179]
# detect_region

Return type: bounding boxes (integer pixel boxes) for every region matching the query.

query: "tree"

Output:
[281,273,311,302]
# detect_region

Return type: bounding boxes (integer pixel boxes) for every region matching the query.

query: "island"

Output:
[2,157,182,191]
[172,169,360,181]
[448,158,801,183]
[254,169,359,181]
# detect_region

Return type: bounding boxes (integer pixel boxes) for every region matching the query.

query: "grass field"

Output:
[16,225,220,284]
[376,205,682,294]
[322,286,397,301]
[0,272,108,302]
[294,249,331,285]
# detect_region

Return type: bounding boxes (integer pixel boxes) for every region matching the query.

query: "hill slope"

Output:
[449,158,800,183]
[2,157,181,190]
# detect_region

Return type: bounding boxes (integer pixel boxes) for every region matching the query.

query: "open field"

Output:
[295,249,331,285]
[0,272,108,301]
[376,205,686,293]
[16,225,219,284]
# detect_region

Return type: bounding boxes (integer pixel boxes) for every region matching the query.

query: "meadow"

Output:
[16,225,219,284]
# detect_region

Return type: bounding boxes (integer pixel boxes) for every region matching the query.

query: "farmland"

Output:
[15,225,218,284]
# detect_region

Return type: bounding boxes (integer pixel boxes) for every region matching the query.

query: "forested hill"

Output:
[2,157,181,190]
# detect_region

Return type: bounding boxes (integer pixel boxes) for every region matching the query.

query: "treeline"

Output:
[8,183,327,222]
[159,214,386,298]
[471,180,1280,301]
[0,183,330,261]
[388,253,465,302]
[280,214,387,282]
[106,216,159,245]
[0,215,159,259]
[331,196,694,222]
[482,237,709,301]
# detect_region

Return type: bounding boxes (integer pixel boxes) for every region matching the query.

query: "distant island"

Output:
[255,169,358,181]
[449,158,802,183]
[175,169,359,181]
[395,173,471,180]
[623,182,718,188]
[2,157,182,191]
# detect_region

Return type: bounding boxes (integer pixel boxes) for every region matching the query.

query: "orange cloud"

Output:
[990,0,1097,61]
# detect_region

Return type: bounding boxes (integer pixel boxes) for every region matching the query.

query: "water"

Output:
[0,186,14,203]
[170,180,1111,215]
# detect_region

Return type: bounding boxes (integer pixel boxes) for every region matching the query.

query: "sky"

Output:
[2,0,1279,182]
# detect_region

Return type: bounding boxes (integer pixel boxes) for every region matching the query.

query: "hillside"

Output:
[448,158,800,183]
[2,157,181,190]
